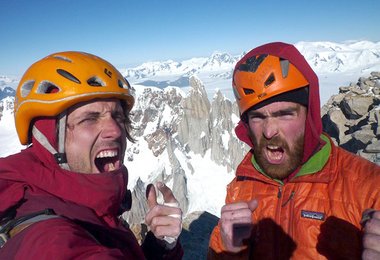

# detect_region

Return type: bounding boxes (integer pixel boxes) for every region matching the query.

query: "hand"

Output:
[145,182,182,249]
[362,209,380,259]
[219,199,258,253]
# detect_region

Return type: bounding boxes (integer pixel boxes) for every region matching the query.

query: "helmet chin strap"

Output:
[31,113,70,171]
[57,113,70,170]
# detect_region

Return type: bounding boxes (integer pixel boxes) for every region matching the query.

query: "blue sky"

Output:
[1,0,379,76]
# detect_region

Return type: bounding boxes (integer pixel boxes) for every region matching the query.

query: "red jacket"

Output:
[0,119,183,259]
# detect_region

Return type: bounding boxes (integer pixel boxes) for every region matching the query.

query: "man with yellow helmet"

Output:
[208,42,380,259]
[0,51,183,259]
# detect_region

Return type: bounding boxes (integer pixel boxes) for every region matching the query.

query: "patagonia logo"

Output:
[301,210,325,221]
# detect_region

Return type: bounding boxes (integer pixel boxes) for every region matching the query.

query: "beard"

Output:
[251,133,304,180]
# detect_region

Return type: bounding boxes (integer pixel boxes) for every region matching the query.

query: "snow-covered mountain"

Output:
[1,40,380,221]
[296,40,380,73]
[123,52,239,80]
[120,40,380,105]
[123,41,380,79]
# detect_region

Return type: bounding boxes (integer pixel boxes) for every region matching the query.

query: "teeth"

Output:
[267,145,279,149]
[108,163,116,171]
[96,150,118,158]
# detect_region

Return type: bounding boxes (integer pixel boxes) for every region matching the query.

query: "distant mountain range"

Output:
[296,40,380,73]
[122,40,380,82]
[123,52,238,80]
[1,40,380,101]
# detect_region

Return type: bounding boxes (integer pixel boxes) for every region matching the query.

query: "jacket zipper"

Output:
[275,185,283,259]
[277,186,282,199]
[281,191,295,207]
[276,186,296,258]
[288,191,295,240]
[275,186,283,222]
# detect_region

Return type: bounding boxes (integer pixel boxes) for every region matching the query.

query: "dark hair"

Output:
[122,101,136,143]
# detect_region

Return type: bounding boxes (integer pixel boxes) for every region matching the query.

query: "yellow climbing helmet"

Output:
[15,51,134,145]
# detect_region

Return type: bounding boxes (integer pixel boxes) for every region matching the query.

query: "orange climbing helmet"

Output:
[15,51,135,145]
[232,53,309,116]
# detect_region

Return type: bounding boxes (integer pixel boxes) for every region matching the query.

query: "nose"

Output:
[262,117,279,139]
[100,115,122,139]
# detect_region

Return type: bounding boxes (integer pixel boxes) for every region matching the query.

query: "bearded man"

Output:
[208,42,380,259]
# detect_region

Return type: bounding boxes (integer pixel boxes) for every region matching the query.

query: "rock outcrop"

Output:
[322,71,380,164]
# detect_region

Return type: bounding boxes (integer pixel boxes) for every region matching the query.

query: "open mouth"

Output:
[95,149,120,173]
[265,145,285,164]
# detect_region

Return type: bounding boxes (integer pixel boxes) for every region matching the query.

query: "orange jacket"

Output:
[208,138,380,259]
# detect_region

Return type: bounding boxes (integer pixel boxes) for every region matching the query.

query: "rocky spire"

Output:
[177,76,211,156]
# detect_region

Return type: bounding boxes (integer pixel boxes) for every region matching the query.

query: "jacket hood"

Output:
[0,117,128,226]
[235,42,324,163]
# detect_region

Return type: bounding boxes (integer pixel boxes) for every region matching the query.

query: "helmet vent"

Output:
[243,88,255,95]
[87,77,105,87]
[20,80,35,97]
[57,69,81,84]
[118,79,131,89]
[53,55,72,63]
[238,54,268,72]
[264,73,275,87]
[280,58,290,78]
[37,81,60,94]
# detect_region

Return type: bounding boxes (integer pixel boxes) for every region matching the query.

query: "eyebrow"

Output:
[80,111,101,117]
[248,106,300,117]
[69,111,100,122]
